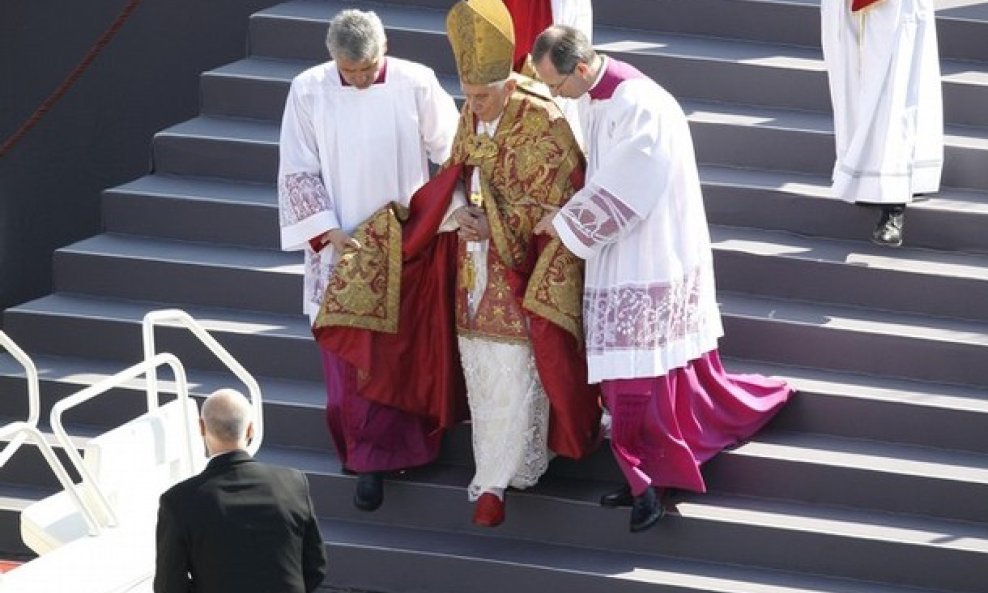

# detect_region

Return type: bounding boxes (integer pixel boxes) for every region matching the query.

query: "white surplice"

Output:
[550,0,592,40]
[278,57,459,320]
[821,0,943,204]
[552,57,724,384]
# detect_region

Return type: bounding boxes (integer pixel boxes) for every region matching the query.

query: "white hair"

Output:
[486,78,510,91]
[325,9,387,62]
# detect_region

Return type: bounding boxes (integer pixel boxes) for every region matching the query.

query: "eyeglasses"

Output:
[545,72,573,92]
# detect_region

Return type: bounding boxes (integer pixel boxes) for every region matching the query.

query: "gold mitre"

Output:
[446,0,514,85]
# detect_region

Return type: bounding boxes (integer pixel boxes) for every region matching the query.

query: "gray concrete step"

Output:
[269,446,988,593]
[249,0,454,69]
[18,238,988,387]
[102,174,279,249]
[151,116,278,183]
[103,165,988,256]
[438,415,988,525]
[685,100,988,191]
[707,430,988,523]
[2,293,323,383]
[201,57,313,120]
[53,233,301,314]
[321,517,947,593]
[250,0,988,64]
[239,0,988,126]
[719,291,988,387]
[50,224,988,328]
[0,353,330,452]
[701,166,988,254]
[726,357,988,454]
[937,1,988,62]
[711,224,988,320]
[231,34,988,128]
[151,107,988,196]
[600,25,987,127]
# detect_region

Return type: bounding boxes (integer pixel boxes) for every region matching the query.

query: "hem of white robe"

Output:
[832,161,943,205]
[586,322,724,384]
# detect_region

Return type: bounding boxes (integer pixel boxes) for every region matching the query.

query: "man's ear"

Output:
[246,421,255,443]
[199,417,206,438]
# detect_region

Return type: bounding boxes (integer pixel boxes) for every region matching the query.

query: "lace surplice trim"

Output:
[585,267,708,355]
[280,172,331,227]
[559,186,640,249]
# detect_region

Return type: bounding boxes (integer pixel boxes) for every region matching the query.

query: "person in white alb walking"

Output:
[821,0,944,247]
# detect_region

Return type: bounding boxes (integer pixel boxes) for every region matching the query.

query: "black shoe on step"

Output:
[354,472,384,511]
[629,486,664,533]
[599,484,634,508]
[871,205,904,247]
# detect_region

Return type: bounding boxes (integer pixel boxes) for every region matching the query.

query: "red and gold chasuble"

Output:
[314,87,601,460]
[451,90,585,345]
[448,88,602,459]
[313,166,467,431]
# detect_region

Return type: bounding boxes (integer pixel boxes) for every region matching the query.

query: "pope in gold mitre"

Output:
[440,0,602,529]
[446,0,515,85]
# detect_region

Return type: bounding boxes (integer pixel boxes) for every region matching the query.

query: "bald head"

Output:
[200,388,254,454]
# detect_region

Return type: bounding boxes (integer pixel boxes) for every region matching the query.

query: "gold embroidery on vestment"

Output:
[450,93,586,343]
[314,203,404,333]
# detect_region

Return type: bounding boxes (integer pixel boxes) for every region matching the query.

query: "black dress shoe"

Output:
[629,486,664,533]
[871,205,904,247]
[354,472,384,511]
[599,484,633,508]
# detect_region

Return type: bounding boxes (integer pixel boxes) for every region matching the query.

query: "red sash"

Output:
[851,0,883,11]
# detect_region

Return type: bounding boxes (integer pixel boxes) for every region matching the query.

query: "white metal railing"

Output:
[141,309,263,455]
[0,331,103,536]
[0,422,104,537]
[0,331,40,466]
[49,353,197,530]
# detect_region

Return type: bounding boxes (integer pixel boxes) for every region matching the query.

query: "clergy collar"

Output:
[475,115,501,137]
[339,57,388,87]
[588,56,647,101]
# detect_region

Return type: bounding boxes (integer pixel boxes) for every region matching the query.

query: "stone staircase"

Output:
[2,0,988,591]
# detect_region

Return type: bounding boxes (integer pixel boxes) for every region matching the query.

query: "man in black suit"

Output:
[154,389,327,593]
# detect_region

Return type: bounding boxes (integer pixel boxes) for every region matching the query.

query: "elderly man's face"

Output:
[461,80,514,123]
[336,56,381,90]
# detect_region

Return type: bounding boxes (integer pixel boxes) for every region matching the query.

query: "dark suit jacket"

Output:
[154,450,327,593]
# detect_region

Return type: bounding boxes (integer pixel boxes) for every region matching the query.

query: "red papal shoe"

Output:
[472,492,505,527]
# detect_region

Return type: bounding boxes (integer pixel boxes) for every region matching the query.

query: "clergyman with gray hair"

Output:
[154,389,327,593]
[276,9,459,512]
